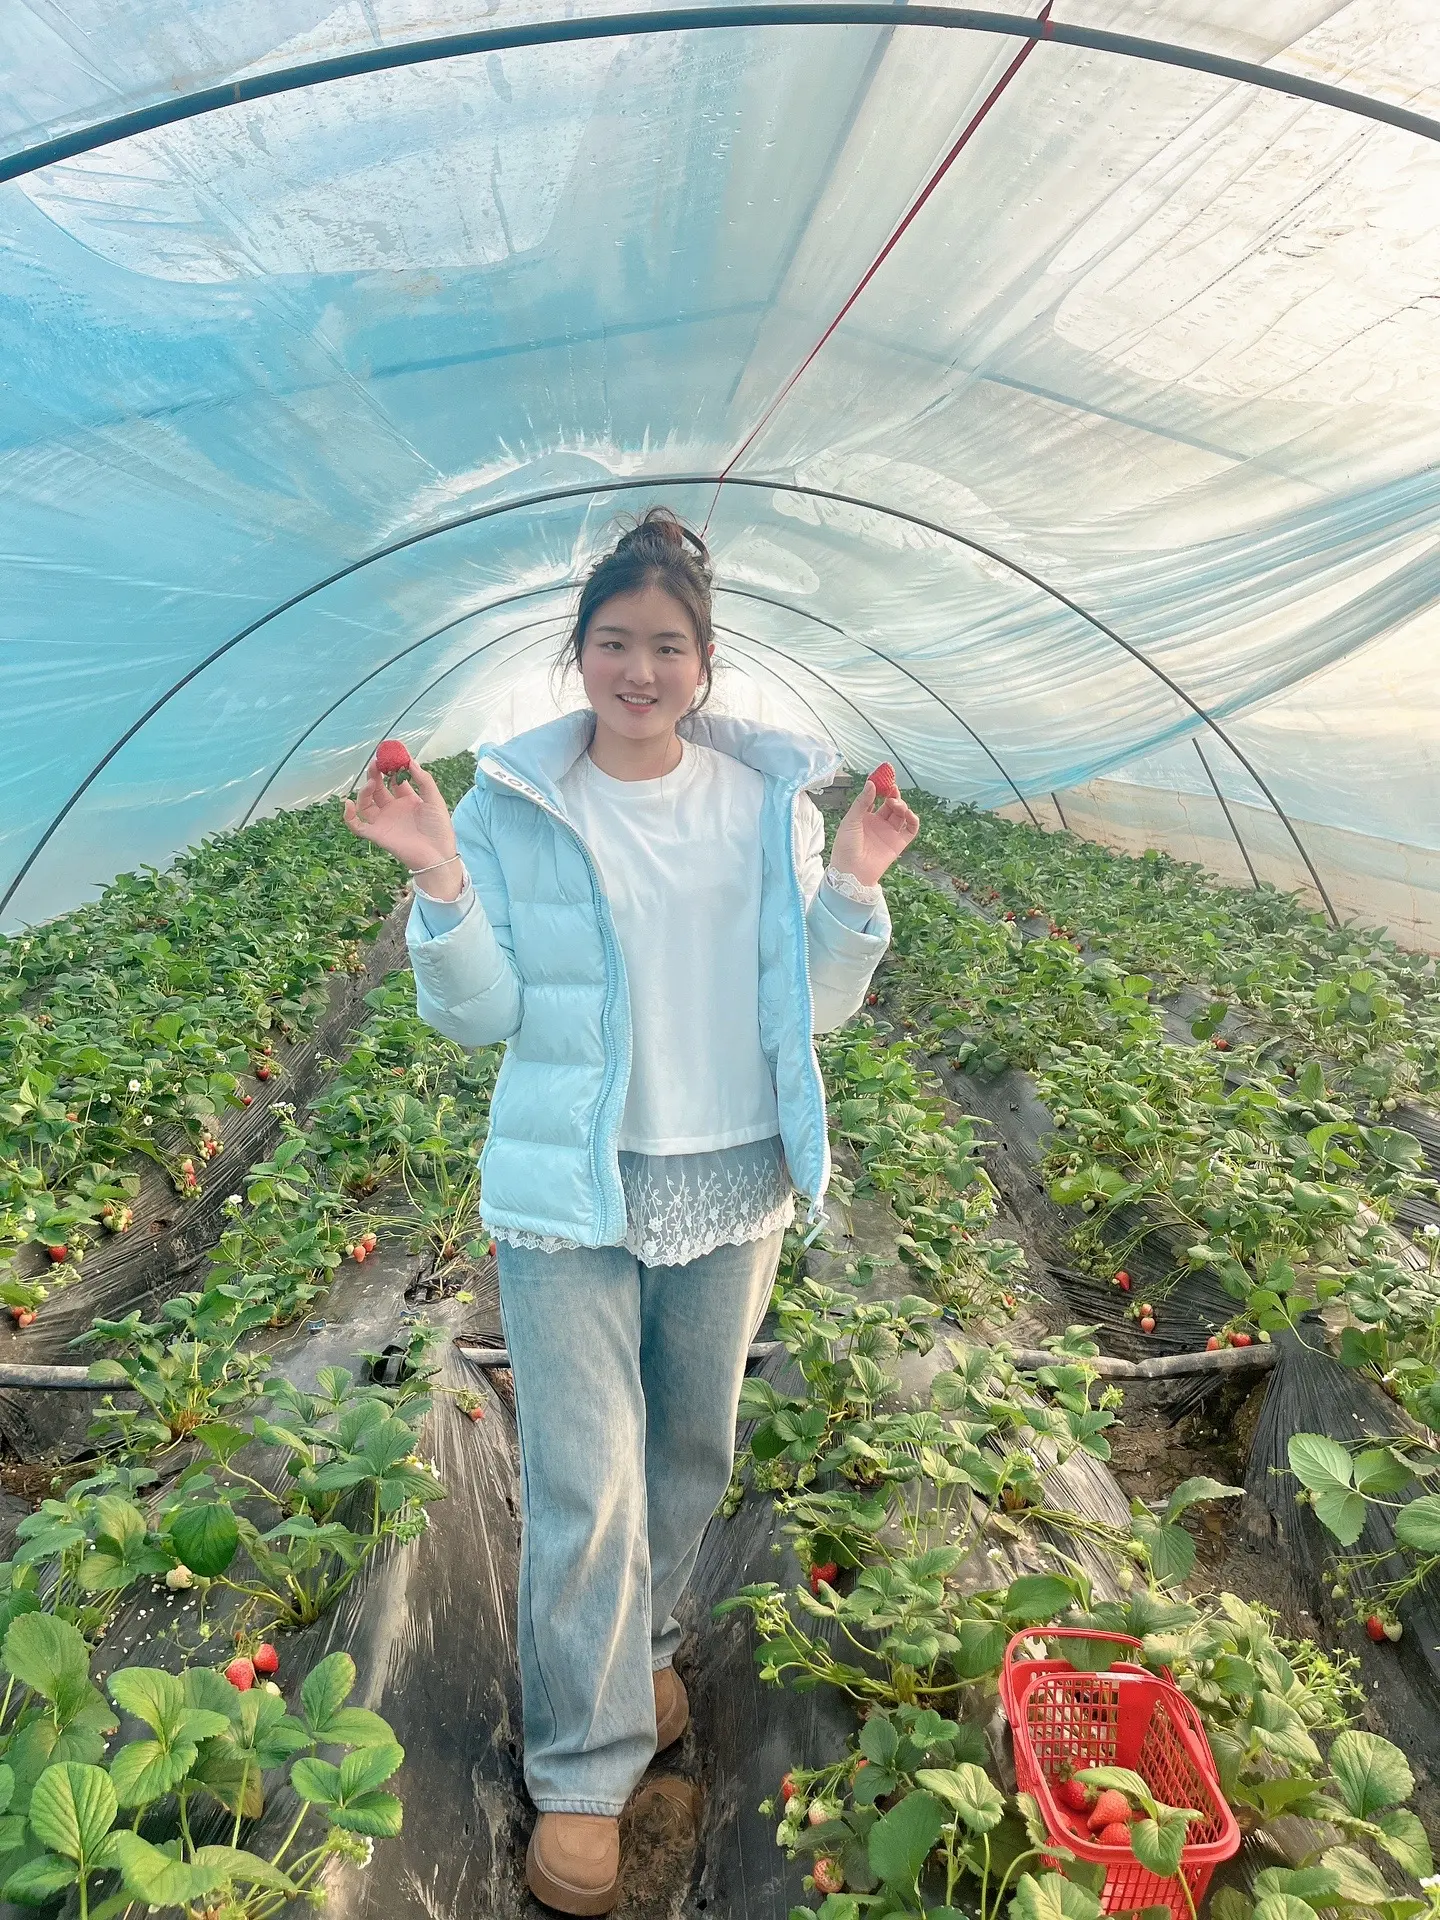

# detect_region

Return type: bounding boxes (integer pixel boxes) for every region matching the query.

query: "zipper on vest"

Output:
[477,757,630,1244]
[783,774,836,1232]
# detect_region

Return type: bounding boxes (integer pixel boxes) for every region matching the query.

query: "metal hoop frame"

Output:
[1,472,1338,922]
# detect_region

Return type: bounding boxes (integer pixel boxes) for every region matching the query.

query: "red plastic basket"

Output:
[999,1630,1240,1920]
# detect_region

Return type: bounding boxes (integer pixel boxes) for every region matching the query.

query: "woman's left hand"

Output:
[829,778,920,886]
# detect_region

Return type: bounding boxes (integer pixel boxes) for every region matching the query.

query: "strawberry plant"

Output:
[0,1618,405,1917]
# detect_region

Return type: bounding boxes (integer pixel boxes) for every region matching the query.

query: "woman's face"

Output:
[580,582,713,741]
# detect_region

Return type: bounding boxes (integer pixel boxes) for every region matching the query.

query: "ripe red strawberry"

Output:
[1205,1335,1221,1351]
[224,1657,256,1691]
[809,1562,839,1595]
[468,1406,485,1422]
[813,1858,845,1895]
[376,738,413,777]
[254,1063,271,1081]
[47,1245,68,1263]
[1114,1271,1131,1291]
[1088,1791,1132,1831]
[362,1232,377,1253]
[241,1093,254,1106]
[1057,1779,1092,1813]
[252,1643,280,1676]
[12,1309,36,1328]
[1212,1037,1231,1052]
[869,762,899,800]
[1365,1615,1387,1642]
[780,1772,797,1803]
[866,992,879,1006]
[1140,1316,1156,1334]
[1229,1331,1252,1348]
[1096,1821,1135,1849]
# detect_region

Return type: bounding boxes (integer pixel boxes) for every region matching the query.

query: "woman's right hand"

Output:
[343,755,459,879]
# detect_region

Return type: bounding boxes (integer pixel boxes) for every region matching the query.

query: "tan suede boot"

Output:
[653,1666,690,1750]
[526,1812,621,1915]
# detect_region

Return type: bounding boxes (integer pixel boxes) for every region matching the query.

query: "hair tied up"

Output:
[615,505,711,573]
[555,504,717,713]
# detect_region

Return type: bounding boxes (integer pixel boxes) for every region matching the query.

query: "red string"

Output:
[703,3,1054,535]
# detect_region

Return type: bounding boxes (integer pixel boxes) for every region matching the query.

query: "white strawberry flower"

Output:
[128,1078,142,1092]
[99,1092,110,1103]
[225,1194,243,1208]
[143,1115,153,1126]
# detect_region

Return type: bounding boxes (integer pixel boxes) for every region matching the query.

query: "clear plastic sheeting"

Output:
[2,2,1438,943]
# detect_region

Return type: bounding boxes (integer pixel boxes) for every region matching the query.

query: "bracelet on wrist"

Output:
[411,860,470,903]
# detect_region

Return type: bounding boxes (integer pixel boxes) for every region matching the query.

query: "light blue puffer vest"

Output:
[405,708,889,1247]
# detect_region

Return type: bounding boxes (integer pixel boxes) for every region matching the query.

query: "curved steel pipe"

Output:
[4,471,1336,924]
[3,5,1435,186]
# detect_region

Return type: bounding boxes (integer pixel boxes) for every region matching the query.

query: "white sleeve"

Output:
[794,793,891,1033]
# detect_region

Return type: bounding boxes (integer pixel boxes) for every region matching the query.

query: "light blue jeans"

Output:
[495,1227,784,1814]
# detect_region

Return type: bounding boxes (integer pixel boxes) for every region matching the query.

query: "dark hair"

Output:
[557,506,715,712]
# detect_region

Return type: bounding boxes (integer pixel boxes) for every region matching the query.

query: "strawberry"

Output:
[252,1643,280,1676]
[1365,1615,1387,1642]
[224,1657,256,1691]
[376,739,412,777]
[1003,910,1016,921]
[47,1245,68,1263]
[362,1232,377,1253]
[1205,1336,1221,1351]
[1095,1822,1135,1849]
[1385,1619,1403,1642]
[1057,1779,1092,1813]
[1212,1037,1231,1052]
[241,1093,253,1106]
[1088,1791,1132,1831]
[780,1772,797,1803]
[807,1801,834,1827]
[254,1063,271,1081]
[1139,1302,1154,1316]
[1139,1316,1156,1334]
[166,1565,195,1591]
[468,1406,485,1422]
[1115,1273,1131,1292]
[1229,1332,1252,1348]
[869,763,899,800]
[13,1309,36,1329]
[809,1562,839,1595]
[866,993,879,1006]
[813,1858,845,1896]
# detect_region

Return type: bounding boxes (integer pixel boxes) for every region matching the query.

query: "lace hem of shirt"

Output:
[487,1135,795,1268]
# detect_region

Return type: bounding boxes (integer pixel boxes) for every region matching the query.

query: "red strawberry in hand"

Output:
[869,762,899,800]
[375,738,413,777]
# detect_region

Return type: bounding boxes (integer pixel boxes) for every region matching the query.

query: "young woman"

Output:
[342,508,918,1914]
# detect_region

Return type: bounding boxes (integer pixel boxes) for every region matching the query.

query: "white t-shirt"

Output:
[557,738,780,1154]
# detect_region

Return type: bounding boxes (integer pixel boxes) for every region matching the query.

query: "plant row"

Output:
[0,757,504,1915]
[722,1035,1432,1919]
[0,753,476,1303]
[908,798,1440,1108]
